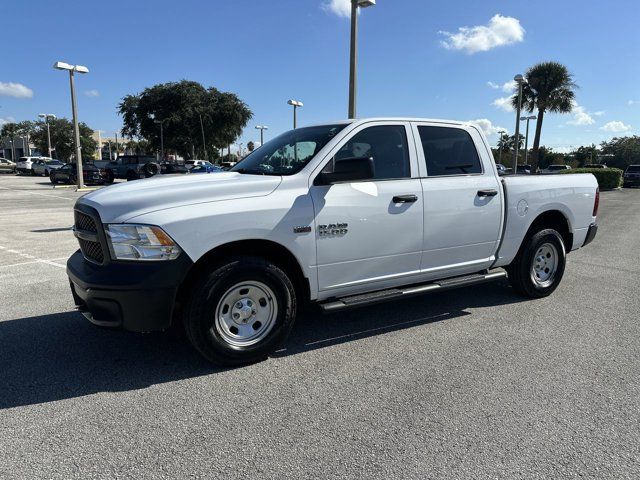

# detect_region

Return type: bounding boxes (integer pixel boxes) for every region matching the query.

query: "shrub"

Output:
[558,167,623,189]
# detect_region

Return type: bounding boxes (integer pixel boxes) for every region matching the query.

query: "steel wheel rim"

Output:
[214,281,278,347]
[530,242,559,287]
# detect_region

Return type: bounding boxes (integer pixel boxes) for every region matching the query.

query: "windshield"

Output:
[231,124,348,175]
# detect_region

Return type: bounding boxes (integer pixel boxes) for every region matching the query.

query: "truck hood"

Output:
[79,172,282,223]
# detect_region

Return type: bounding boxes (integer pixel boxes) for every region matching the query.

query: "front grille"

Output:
[78,238,105,263]
[74,210,97,233]
[74,209,105,264]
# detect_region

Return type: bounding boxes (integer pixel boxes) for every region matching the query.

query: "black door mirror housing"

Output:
[316,156,375,185]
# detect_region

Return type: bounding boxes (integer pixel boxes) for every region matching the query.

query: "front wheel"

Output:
[183,256,297,366]
[506,228,566,298]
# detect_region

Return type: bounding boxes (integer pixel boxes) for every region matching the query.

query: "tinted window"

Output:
[626,165,640,173]
[333,125,410,180]
[418,126,482,176]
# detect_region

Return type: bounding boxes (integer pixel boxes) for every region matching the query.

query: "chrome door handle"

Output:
[392,195,418,203]
[477,189,498,197]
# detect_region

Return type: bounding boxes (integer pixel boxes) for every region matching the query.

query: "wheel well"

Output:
[174,240,310,320]
[525,210,572,250]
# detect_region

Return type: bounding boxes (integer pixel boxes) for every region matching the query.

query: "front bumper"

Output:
[67,249,193,332]
[582,223,598,247]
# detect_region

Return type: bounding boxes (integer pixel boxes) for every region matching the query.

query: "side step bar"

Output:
[319,270,508,313]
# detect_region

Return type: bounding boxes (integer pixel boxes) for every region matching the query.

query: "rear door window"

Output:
[417,126,482,176]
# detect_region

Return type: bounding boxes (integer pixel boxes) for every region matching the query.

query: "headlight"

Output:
[105,224,181,261]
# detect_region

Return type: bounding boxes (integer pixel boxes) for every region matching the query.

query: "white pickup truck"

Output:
[67,118,599,366]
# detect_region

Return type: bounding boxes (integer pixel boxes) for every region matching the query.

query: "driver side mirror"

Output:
[315,156,375,185]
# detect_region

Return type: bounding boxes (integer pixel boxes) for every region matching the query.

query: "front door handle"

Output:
[392,194,418,203]
[477,189,498,197]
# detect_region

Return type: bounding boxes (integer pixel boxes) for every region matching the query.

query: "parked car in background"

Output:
[623,165,640,187]
[32,159,64,176]
[185,160,207,170]
[495,163,507,175]
[516,164,533,174]
[67,117,599,366]
[188,162,223,174]
[584,164,607,169]
[543,165,572,174]
[103,155,159,182]
[50,163,104,185]
[0,158,16,173]
[16,156,52,175]
[160,163,189,175]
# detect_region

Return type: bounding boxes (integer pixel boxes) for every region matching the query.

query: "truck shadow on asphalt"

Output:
[0,281,525,409]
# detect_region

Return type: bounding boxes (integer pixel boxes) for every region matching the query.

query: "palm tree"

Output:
[512,61,577,173]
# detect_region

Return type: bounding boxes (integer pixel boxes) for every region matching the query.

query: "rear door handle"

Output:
[477,189,498,197]
[392,195,418,203]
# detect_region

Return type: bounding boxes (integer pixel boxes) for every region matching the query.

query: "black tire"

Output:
[50,176,57,185]
[183,256,297,366]
[104,169,115,184]
[143,162,160,178]
[126,170,139,181]
[506,228,566,298]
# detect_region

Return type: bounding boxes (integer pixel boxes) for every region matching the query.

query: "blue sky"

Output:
[1,0,638,152]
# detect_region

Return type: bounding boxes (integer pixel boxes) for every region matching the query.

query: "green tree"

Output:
[600,136,640,169]
[512,62,577,173]
[30,118,97,161]
[118,80,252,159]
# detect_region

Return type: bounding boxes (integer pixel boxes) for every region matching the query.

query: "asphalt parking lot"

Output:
[1,174,639,479]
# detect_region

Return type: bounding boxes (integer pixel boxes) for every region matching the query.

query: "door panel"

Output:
[311,179,424,291]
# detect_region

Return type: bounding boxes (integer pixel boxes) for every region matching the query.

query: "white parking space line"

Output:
[0,246,67,268]
[0,185,74,201]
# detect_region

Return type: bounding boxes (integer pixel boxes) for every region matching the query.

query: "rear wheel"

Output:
[506,228,566,298]
[183,256,297,366]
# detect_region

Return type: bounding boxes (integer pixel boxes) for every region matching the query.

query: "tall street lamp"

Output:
[114,131,119,159]
[54,61,89,188]
[287,100,303,129]
[38,113,56,158]
[348,0,376,119]
[512,74,527,174]
[520,115,537,165]
[154,119,165,161]
[255,125,268,145]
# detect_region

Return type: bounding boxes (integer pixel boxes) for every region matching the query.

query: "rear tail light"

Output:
[592,187,599,217]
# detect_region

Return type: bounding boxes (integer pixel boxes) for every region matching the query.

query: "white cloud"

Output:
[567,103,595,126]
[629,100,639,106]
[0,116,16,126]
[600,121,632,133]
[84,89,100,98]
[0,82,33,98]
[469,118,506,137]
[501,80,516,93]
[440,14,525,54]
[322,0,351,18]
[487,81,499,89]
[492,95,513,112]
[592,111,605,116]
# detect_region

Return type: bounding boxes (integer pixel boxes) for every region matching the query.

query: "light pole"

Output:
[287,100,303,129]
[348,0,376,119]
[512,74,527,174]
[154,119,165,161]
[114,131,119,159]
[38,113,56,158]
[54,61,89,188]
[255,125,268,145]
[520,115,537,165]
